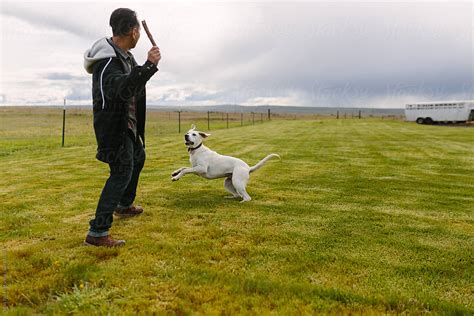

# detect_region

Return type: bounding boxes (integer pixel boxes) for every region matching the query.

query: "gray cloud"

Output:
[44,72,83,81]
[1,1,472,107]
[65,85,91,101]
[144,2,472,107]
[1,2,100,39]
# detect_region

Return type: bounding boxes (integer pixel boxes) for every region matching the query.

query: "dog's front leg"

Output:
[171,167,186,177]
[171,165,207,181]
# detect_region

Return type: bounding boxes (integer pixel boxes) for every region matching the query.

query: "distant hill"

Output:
[147,104,404,116]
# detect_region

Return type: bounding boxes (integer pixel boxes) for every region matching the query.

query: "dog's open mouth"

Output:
[184,135,194,146]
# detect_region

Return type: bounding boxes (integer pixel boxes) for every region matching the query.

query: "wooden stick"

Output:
[141,20,157,46]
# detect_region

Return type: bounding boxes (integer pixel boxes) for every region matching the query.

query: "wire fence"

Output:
[0,105,406,149]
[171,110,270,133]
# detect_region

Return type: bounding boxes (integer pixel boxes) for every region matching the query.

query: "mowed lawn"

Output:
[1,108,473,314]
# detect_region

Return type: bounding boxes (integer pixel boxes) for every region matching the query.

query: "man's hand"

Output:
[147,46,161,66]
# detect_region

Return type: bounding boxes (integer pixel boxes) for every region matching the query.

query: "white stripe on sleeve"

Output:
[100,58,113,109]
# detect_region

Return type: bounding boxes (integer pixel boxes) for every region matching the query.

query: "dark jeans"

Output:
[88,130,145,236]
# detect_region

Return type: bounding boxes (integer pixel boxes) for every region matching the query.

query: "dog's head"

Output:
[184,124,211,149]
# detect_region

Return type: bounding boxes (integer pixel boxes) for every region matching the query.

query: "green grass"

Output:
[1,107,473,314]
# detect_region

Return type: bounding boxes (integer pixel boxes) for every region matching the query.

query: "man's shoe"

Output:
[84,235,125,247]
[114,205,144,217]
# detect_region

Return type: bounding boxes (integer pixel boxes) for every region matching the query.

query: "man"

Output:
[83,8,161,247]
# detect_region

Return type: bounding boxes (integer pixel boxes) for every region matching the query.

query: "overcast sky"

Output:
[0,0,472,108]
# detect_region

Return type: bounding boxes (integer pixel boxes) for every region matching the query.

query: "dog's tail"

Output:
[249,153,280,173]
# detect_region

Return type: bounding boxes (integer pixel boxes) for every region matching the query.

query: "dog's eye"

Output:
[192,133,196,136]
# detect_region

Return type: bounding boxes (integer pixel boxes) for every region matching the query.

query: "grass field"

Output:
[1,107,473,314]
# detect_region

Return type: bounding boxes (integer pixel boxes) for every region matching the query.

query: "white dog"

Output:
[171,125,280,202]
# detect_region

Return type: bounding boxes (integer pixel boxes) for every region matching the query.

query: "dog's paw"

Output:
[171,176,180,182]
[225,195,240,199]
[171,171,180,177]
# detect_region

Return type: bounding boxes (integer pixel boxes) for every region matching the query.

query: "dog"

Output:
[171,125,280,202]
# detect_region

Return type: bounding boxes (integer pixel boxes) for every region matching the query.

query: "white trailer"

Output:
[405,101,474,124]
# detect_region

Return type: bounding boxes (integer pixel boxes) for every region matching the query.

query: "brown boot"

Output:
[114,205,144,217]
[84,235,125,247]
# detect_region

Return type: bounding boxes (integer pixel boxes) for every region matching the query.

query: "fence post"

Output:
[337,111,339,119]
[260,113,263,123]
[344,112,346,119]
[252,112,255,125]
[359,110,361,119]
[241,113,243,126]
[62,99,66,147]
[226,113,229,128]
[178,111,182,133]
[268,109,271,120]
[207,111,210,130]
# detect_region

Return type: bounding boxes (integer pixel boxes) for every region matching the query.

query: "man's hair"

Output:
[109,8,139,37]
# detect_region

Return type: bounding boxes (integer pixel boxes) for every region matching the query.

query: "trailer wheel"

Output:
[416,118,425,124]
[424,117,433,125]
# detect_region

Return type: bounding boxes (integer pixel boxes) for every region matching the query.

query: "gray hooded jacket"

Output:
[83,37,158,163]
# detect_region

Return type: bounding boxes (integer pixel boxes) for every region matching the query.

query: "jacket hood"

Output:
[84,37,116,74]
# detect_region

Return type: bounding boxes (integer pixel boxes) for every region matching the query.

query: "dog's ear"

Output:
[199,132,211,138]
[191,124,196,130]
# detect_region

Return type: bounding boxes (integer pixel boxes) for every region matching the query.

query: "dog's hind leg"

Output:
[224,177,239,198]
[232,168,251,202]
